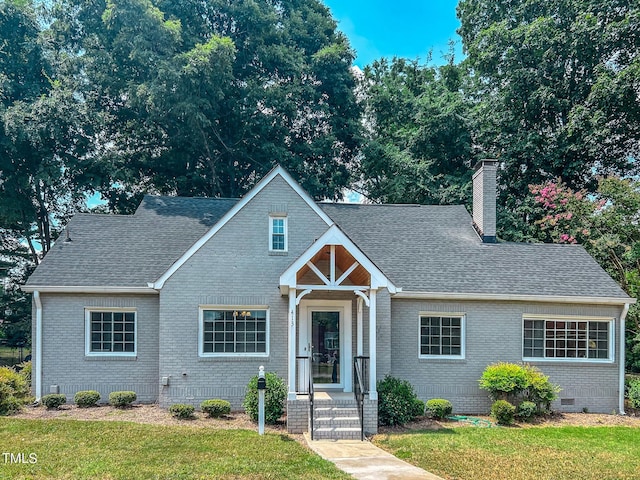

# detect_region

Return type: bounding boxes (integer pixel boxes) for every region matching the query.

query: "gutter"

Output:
[619,303,630,415]
[21,286,158,294]
[393,291,636,306]
[33,291,43,402]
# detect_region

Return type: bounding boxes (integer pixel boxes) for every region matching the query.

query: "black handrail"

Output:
[295,354,315,439]
[353,356,369,441]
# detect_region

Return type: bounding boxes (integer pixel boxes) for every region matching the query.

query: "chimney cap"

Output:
[473,159,499,171]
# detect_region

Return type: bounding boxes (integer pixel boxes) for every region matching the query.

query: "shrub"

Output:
[243,372,287,424]
[109,391,136,408]
[412,398,426,417]
[492,399,516,425]
[628,379,640,409]
[42,394,67,410]
[425,399,453,419]
[75,390,101,408]
[522,365,560,413]
[17,361,32,388]
[0,366,31,415]
[479,362,528,401]
[377,375,421,426]
[169,403,195,419]
[517,401,537,421]
[201,399,231,418]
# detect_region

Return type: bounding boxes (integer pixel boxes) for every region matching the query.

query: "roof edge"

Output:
[21,285,158,295]
[393,291,635,306]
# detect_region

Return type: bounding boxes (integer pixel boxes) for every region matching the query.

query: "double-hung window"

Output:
[523,317,613,361]
[269,215,287,252]
[419,314,465,359]
[200,308,269,356]
[86,309,136,356]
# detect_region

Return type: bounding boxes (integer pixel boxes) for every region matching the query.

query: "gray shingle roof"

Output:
[26,194,630,300]
[319,203,629,299]
[25,196,238,287]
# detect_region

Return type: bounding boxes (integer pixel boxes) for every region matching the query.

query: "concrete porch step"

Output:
[312,426,363,440]
[314,406,359,418]
[315,416,361,428]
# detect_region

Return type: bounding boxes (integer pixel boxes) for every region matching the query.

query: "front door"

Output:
[298,299,352,392]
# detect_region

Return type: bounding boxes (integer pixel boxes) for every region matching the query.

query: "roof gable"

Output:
[150,166,333,289]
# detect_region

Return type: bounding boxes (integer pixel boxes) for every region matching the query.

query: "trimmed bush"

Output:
[425,399,453,420]
[243,372,287,424]
[517,401,537,421]
[42,394,67,410]
[169,403,195,419]
[0,366,31,415]
[491,399,516,425]
[522,365,560,413]
[412,398,426,418]
[628,379,640,409]
[201,399,231,418]
[17,361,32,388]
[109,391,136,408]
[377,375,422,426]
[75,390,101,408]
[479,362,528,401]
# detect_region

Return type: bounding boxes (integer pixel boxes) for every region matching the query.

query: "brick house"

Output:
[23,162,634,438]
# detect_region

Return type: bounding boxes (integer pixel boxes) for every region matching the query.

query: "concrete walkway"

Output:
[304,434,445,480]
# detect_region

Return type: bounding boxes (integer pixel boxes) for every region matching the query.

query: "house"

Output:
[22,161,634,437]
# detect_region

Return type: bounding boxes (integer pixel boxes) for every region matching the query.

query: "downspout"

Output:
[619,303,630,415]
[33,291,43,402]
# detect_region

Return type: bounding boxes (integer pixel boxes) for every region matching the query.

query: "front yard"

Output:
[374,422,640,480]
[0,416,349,479]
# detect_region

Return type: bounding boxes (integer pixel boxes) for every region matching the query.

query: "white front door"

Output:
[298,299,352,392]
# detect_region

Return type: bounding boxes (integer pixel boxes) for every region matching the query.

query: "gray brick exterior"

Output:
[390,299,624,414]
[157,175,329,408]
[37,293,159,403]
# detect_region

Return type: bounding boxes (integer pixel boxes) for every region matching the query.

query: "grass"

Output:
[0,419,350,479]
[374,426,640,480]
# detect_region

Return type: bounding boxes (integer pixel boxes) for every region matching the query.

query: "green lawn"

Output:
[374,426,640,480]
[0,419,349,479]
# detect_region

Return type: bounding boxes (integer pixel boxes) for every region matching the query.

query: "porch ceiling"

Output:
[296,244,371,286]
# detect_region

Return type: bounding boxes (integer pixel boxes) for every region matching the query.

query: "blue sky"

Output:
[323,0,464,67]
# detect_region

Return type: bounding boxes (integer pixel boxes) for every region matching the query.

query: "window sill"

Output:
[198,356,270,363]
[84,355,138,361]
[418,357,466,364]
[268,251,288,256]
[522,358,615,366]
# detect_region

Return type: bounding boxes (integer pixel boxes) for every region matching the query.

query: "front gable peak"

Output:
[150,165,333,290]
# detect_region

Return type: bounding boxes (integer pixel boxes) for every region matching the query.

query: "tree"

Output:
[358,56,474,205]
[457,0,640,238]
[529,176,640,371]
[52,0,362,211]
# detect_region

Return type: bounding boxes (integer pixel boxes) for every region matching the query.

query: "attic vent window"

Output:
[269,215,287,252]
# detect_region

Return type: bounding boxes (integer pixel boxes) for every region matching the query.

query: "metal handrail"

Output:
[353,356,369,441]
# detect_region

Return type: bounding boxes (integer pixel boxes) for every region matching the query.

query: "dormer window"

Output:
[269,215,287,252]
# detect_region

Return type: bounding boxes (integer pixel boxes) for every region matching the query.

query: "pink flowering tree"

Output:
[529,177,640,371]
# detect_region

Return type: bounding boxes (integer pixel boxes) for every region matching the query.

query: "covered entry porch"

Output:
[279,225,396,436]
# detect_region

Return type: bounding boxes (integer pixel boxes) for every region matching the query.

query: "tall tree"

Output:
[457,0,640,238]
[358,57,474,205]
[53,0,361,211]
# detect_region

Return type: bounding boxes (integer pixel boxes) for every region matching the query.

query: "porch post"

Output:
[287,287,297,401]
[368,288,378,400]
[357,297,363,356]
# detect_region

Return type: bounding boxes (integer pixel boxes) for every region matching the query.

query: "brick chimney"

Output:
[472,159,498,243]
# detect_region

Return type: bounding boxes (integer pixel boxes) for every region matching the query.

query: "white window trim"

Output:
[521,314,615,363]
[418,312,466,360]
[199,305,270,357]
[85,308,137,357]
[269,215,288,252]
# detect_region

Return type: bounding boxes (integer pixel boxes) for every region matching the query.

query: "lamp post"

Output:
[257,365,266,435]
